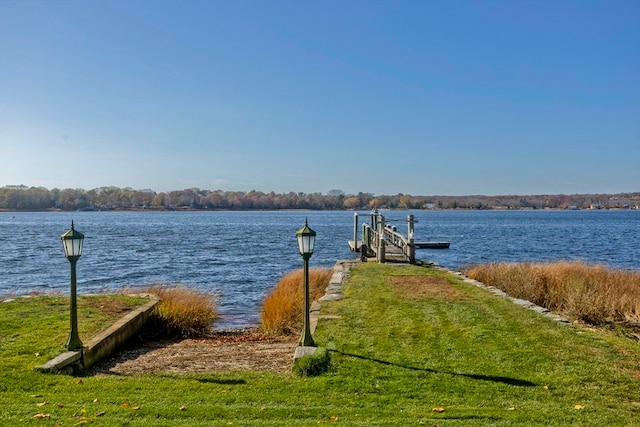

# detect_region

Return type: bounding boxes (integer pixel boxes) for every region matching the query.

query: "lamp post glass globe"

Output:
[61,221,84,351]
[61,220,84,259]
[296,219,316,347]
[296,219,316,256]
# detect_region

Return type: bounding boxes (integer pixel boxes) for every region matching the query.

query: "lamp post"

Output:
[60,221,84,351]
[296,219,316,347]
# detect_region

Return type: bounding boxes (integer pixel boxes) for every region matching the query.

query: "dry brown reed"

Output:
[260,268,333,335]
[142,285,218,337]
[463,261,640,325]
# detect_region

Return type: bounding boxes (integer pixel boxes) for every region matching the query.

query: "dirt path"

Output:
[90,329,298,375]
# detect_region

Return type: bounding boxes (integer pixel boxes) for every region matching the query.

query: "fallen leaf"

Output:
[31,394,43,398]
[36,402,48,407]
[432,407,445,413]
[75,419,91,425]
[543,385,549,390]
[80,408,87,414]
[96,411,105,417]
[132,406,140,411]
[33,413,50,419]
[93,398,98,403]
[35,352,41,357]
[57,403,65,408]
[179,406,187,411]
[330,416,339,421]
[574,404,585,410]
[260,406,266,411]
[77,380,84,385]
[122,402,130,408]
[507,407,515,411]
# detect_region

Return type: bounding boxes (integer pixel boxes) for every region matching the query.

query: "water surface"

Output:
[1,210,637,326]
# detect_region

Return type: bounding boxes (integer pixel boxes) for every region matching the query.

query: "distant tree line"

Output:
[0,185,638,211]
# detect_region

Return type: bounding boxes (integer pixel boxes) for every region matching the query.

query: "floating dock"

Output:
[415,241,450,249]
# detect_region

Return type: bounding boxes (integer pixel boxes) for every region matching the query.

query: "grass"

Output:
[260,268,333,335]
[463,261,640,325]
[1,264,639,426]
[0,294,149,371]
[141,285,218,337]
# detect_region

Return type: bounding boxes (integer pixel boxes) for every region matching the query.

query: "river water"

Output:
[1,210,638,326]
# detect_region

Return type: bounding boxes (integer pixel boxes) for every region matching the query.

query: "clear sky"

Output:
[1,0,638,196]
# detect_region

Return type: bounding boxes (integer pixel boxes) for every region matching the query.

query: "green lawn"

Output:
[1,264,638,426]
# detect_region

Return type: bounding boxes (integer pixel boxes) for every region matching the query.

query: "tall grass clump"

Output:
[464,261,640,325]
[143,285,218,337]
[260,268,333,335]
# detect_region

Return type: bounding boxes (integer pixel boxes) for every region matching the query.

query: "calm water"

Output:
[1,210,638,326]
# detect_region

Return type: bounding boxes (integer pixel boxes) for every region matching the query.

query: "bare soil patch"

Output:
[83,297,135,317]
[390,275,466,300]
[90,329,298,376]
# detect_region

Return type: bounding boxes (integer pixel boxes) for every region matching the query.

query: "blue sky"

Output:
[1,0,638,196]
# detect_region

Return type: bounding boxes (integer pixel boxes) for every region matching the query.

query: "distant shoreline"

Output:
[1,206,638,213]
[1,207,639,213]
[1,186,638,211]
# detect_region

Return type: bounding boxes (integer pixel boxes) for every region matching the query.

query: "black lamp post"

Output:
[296,219,316,347]
[60,221,84,351]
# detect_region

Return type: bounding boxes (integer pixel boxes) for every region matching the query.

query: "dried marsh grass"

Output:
[143,285,218,337]
[260,268,333,335]
[464,261,640,325]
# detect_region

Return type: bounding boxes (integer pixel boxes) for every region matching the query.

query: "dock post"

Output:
[363,224,371,258]
[377,214,385,263]
[353,213,358,252]
[370,208,378,231]
[408,214,415,264]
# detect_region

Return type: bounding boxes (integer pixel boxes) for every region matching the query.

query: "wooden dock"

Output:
[348,240,407,262]
[348,211,449,264]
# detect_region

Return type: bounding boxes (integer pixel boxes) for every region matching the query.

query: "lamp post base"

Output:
[299,332,315,348]
[65,333,84,351]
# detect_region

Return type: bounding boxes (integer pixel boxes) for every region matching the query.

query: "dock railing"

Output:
[358,210,416,264]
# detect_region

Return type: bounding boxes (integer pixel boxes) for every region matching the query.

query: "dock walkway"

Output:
[348,210,449,264]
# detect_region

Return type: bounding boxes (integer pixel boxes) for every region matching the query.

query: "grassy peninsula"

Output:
[1,264,639,425]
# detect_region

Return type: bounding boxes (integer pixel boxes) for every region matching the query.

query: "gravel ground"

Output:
[90,329,298,375]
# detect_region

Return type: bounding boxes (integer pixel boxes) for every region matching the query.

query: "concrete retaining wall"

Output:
[36,294,159,374]
[83,294,159,369]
